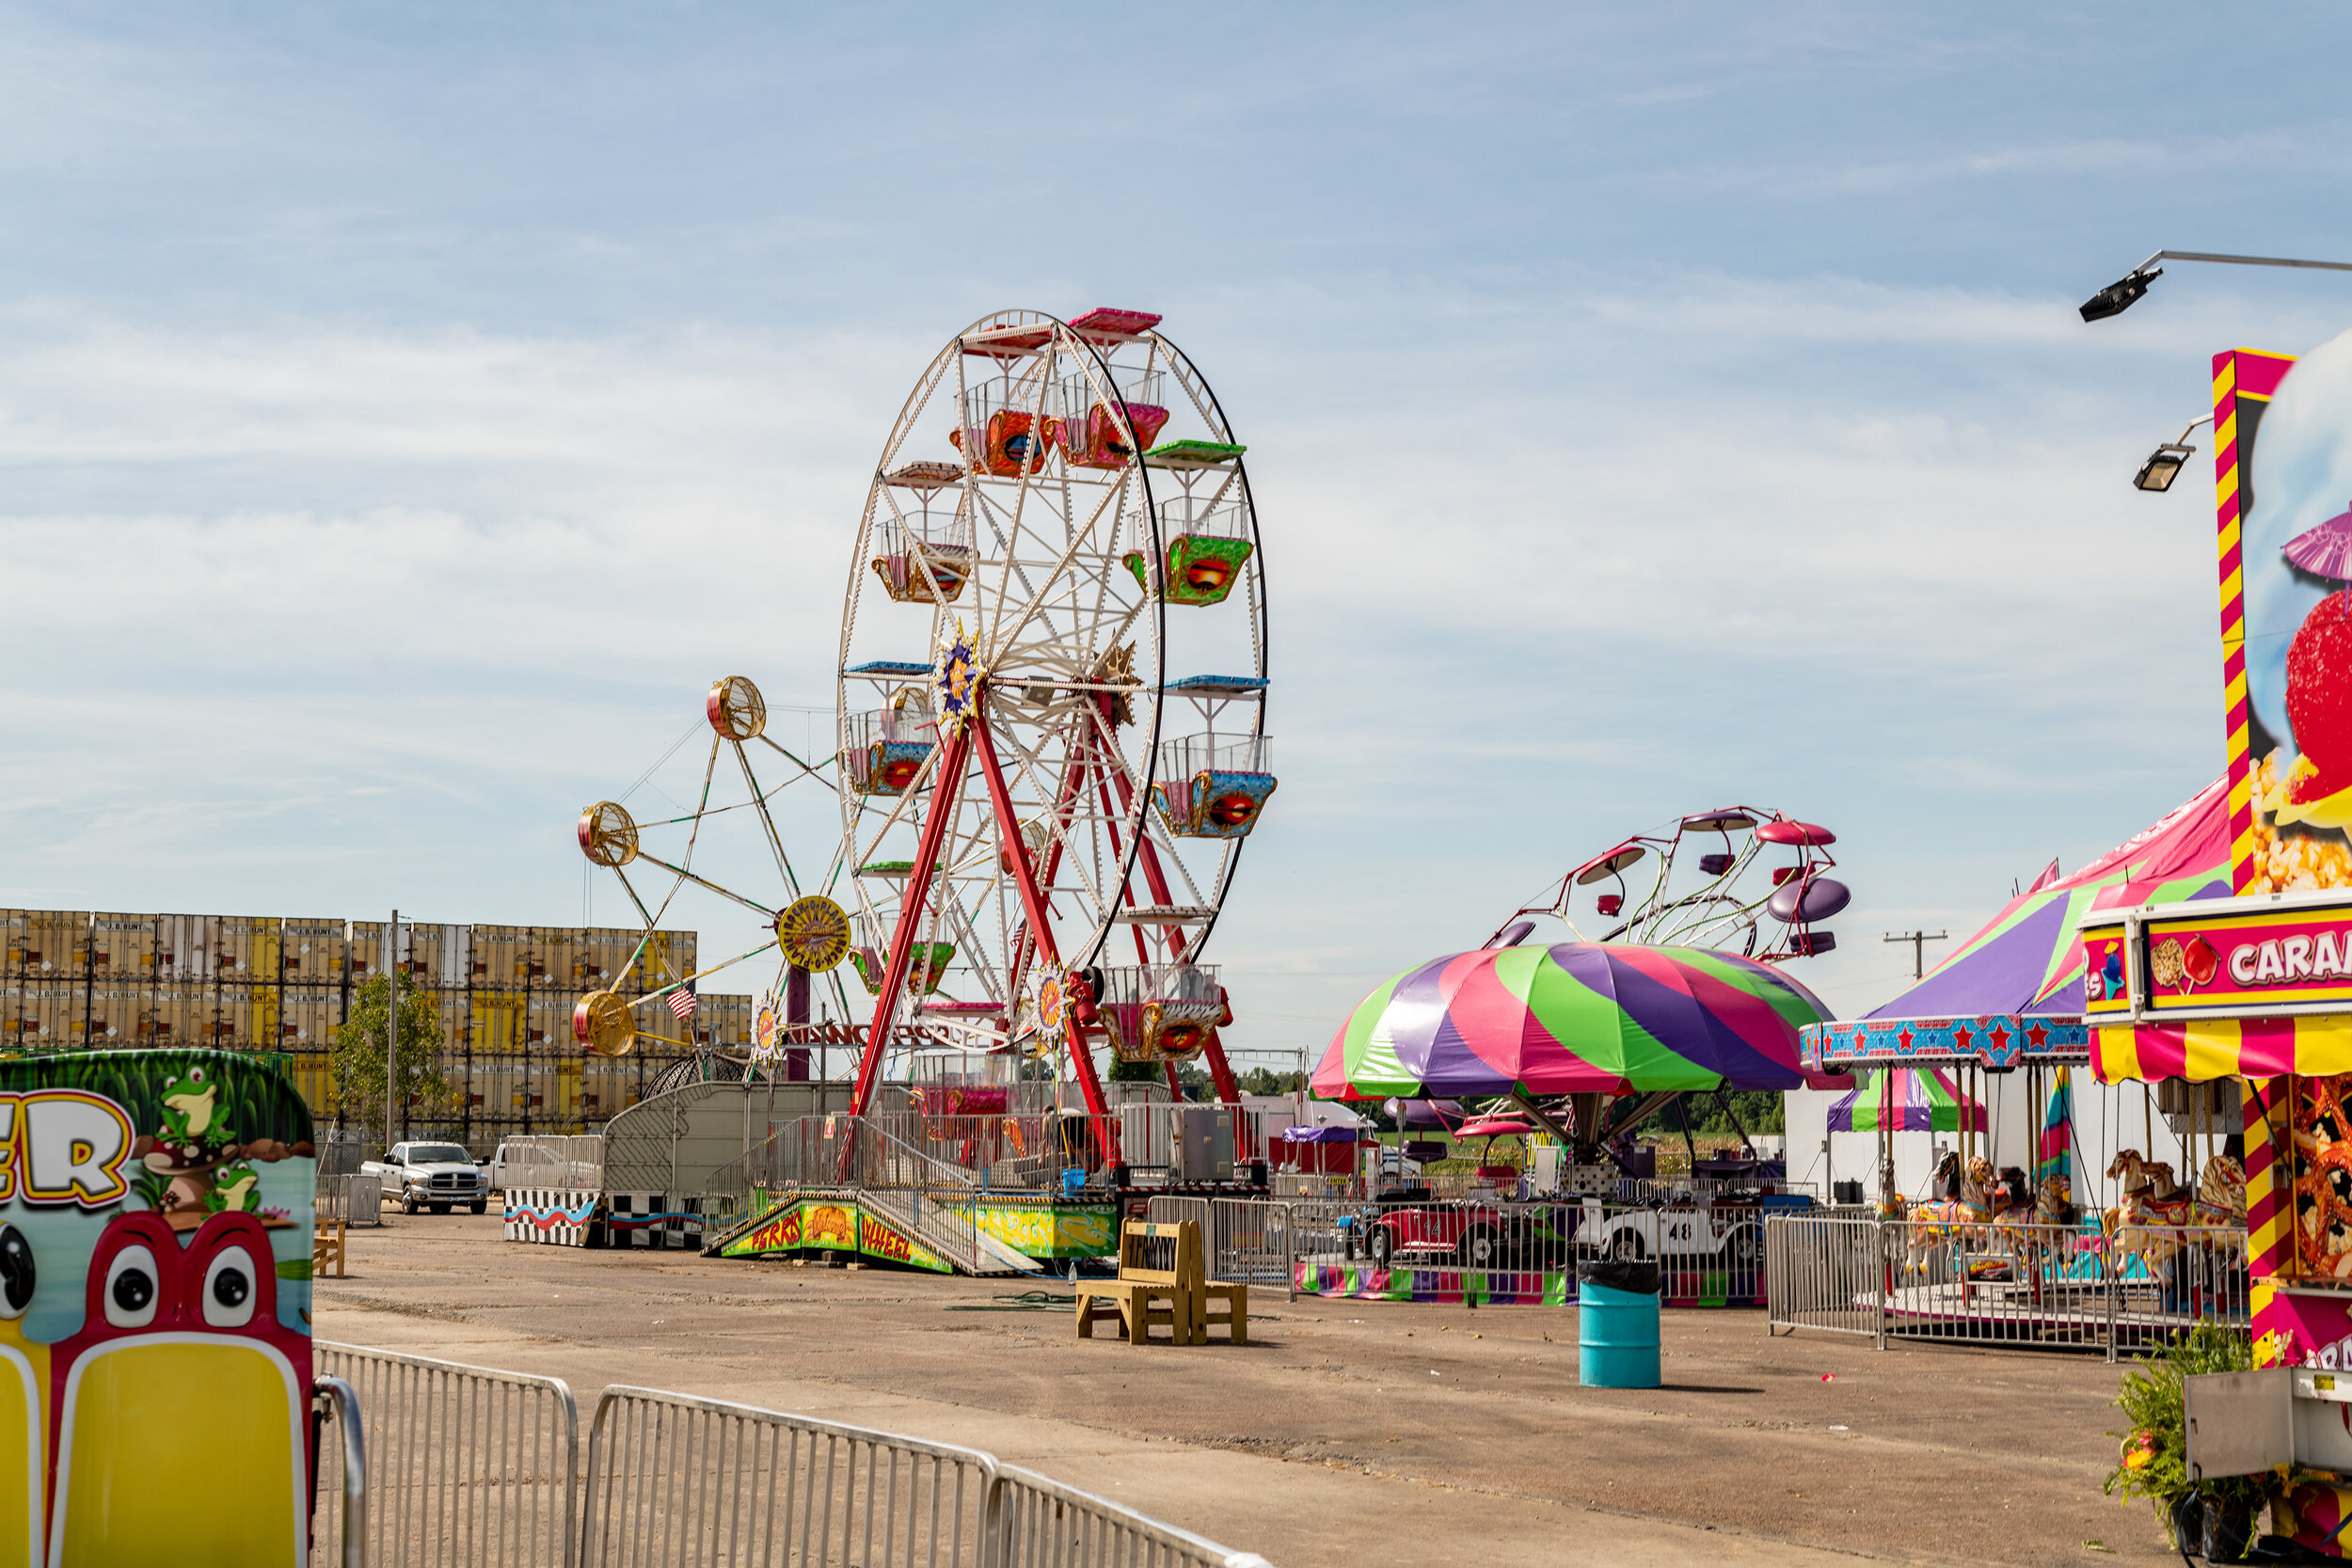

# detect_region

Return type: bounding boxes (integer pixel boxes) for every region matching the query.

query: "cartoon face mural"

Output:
[0,1226,45,1568]
[0,1053,322,1561]
[48,1210,309,1567]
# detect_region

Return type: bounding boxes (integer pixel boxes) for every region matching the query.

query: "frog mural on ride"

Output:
[0,1050,318,1564]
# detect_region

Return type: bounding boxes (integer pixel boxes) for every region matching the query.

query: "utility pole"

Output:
[384,909,400,1157]
[1884,929,1948,981]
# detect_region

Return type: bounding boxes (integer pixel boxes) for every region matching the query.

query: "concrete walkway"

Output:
[316,1215,2175,1567]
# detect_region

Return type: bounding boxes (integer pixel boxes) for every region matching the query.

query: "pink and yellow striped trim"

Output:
[2093,1014,2352,1081]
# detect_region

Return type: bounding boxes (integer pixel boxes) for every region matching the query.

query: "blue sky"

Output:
[7,4,2352,1065]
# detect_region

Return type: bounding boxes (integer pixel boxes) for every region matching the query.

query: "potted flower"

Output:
[2104,1323,2297,1560]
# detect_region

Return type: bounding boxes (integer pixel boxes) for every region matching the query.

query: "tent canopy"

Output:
[1828,1067,1986,1132]
[1868,775,2229,1021]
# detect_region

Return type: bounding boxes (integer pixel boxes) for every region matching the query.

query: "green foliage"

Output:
[1105,1057,1162,1084]
[1623,1090,1786,1137]
[332,974,453,1151]
[2103,1323,2278,1548]
[1237,1067,1303,1096]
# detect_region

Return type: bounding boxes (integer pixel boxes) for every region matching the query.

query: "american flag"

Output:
[667,985,697,1022]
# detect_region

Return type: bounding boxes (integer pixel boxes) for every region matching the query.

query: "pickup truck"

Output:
[363,1141,490,1215]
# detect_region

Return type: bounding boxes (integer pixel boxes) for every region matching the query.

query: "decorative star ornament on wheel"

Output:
[935,620,983,735]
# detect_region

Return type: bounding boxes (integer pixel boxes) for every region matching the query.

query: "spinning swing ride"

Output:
[572,308,1274,1158]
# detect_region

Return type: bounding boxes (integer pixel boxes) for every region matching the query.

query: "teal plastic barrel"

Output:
[1577,1280,1661,1387]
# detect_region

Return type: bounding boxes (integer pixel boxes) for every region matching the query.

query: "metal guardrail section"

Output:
[503,1134,608,1191]
[315,1341,580,1567]
[1145,1197,1297,1298]
[311,1373,369,1568]
[995,1465,1274,1568]
[580,1386,997,1568]
[318,1170,386,1227]
[1765,1214,2252,1361]
[308,1353,1269,1568]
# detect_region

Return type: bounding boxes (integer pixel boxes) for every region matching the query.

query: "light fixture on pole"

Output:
[2080,248,2352,323]
[2132,418,2212,493]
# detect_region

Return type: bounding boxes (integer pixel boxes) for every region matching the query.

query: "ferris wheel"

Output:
[835,308,1272,1128]
[571,673,856,1062]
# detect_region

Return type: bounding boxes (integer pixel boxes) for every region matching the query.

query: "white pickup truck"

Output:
[363,1141,490,1215]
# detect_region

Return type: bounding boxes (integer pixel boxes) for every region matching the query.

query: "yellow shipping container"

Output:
[215,981,281,1049]
[292,1051,333,1119]
[346,920,386,982]
[430,991,466,1059]
[281,920,344,984]
[85,985,143,1047]
[17,911,86,981]
[469,924,518,987]
[704,992,754,1052]
[526,992,581,1052]
[282,985,339,1051]
[0,912,25,975]
[141,985,214,1046]
[469,990,525,1056]
[155,915,222,981]
[215,917,282,982]
[86,914,157,984]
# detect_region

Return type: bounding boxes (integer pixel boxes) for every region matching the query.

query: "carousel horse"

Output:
[2106,1148,2195,1272]
[1905,1152,1993,1275]
[2195,1153,2249,1265]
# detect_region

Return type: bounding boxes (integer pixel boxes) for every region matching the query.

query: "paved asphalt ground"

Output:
[316,1213,2179,1567]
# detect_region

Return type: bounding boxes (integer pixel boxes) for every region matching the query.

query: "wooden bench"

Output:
[312,1220,347,1280]
[1075,1220,1201,1345]
[1200,1277,1248,1345]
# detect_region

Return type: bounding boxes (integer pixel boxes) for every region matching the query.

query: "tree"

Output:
[1238,1067,1303,1096]
[332,974,453,1152]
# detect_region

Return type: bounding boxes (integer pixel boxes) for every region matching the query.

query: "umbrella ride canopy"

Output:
[1313,942,1835,1100]
[1828,1067,1986,1133]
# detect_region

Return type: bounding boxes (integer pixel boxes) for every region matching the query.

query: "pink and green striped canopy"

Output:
[1311,942,1836,1101]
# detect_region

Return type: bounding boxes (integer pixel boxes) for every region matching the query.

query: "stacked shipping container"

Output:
[0,910,746,1150]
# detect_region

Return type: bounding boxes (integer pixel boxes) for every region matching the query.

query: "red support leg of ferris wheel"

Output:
[970,712,1117,1163]
[847,722,973,1118]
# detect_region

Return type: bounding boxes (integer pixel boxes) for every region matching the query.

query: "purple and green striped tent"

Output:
[1311,942,1836,1101]
[1870,775,2230,1020]
[1828,1068,1985,1132]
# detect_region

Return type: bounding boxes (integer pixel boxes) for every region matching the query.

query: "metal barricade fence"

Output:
[315,1341,580,1568]
[1763,1214,2251,1360]
[311,1374,368,1568]
[1144,1197,1298,1297]
[304,1348,1269,1568]
[579,1386,997,1568]
[1163,1195,1782,1305]
[501,1134,607,1192]
[995,1465,1274,1568]
[1765,1213,1893,1343]
[318,1170,385,1228]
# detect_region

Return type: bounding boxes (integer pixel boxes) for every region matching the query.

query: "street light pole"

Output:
[2081,248,2352,321]
[384,908,399,1156]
